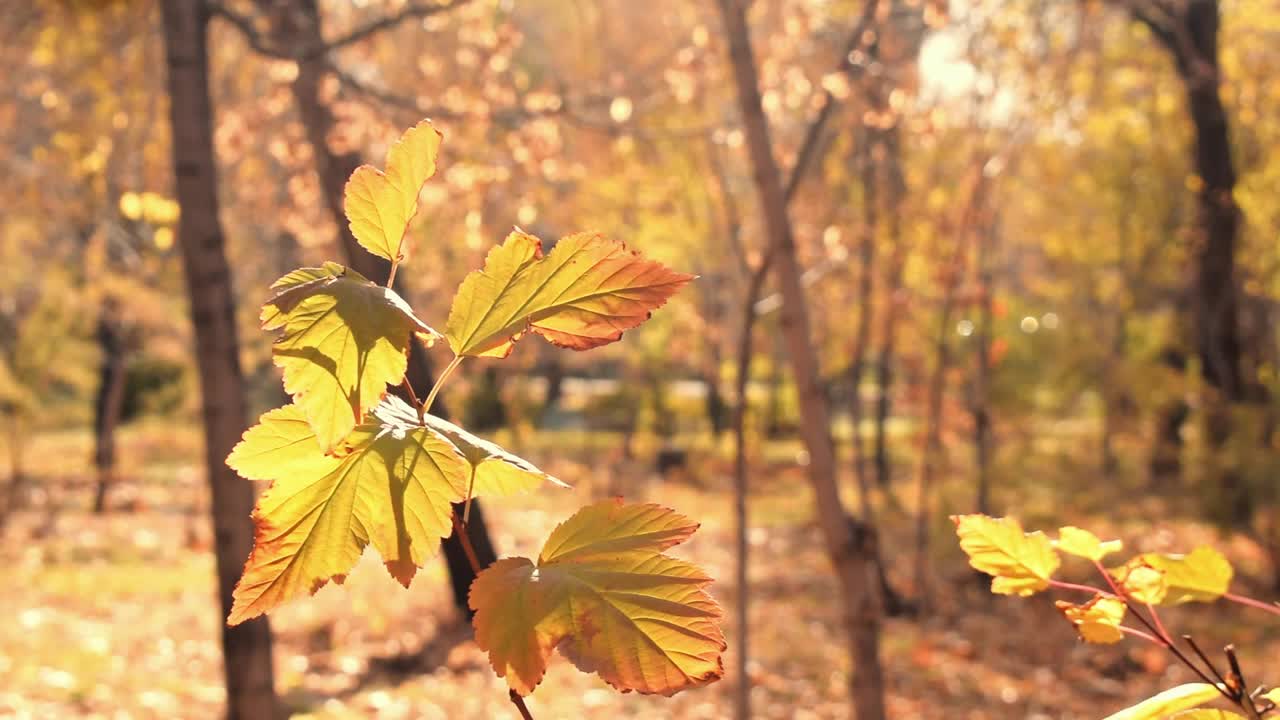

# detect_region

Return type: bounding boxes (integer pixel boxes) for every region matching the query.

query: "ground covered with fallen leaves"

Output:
[4,422,1280,719]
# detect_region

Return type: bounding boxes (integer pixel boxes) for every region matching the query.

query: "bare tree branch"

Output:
[208,0,474,61]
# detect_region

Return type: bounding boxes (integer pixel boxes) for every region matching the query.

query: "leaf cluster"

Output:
[225,120,722,702]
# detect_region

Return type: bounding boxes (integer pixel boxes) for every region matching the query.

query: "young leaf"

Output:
[343,119,442,263]
[952,514,1060,596]
[263,262,441,453]
[445,230,694,358]
[225,404,469,625]
[1055,594,1126,644]
[373,394,569,498]
[1137,546,1233,605]
[469,500,726,696]
[1055,526,1123,562]
[1101,683,1223,720]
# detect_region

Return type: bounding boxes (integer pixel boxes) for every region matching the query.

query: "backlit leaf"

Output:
[1102,683,1223,720]
[1137,546,1233,605]
[470,500,725,696]
[1055,526,1123,562]
[263,262,441,453]
[344,119,442,263]
[953,514,1060,596]
[445,230,694,358]
[226,404,469,625]
[1055,594,1126,644]
[373,394,568,499]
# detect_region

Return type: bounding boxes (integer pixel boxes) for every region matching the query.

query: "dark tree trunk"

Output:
[159,2,278,717]
[92,299,128,514]
[270,0,498,615]
[1133,0,1248,520]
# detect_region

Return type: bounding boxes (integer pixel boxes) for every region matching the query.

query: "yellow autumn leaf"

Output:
[374,394,569,499]
[262,262,441,453]
[952,514,1060,596]
[1056,526,1123,562]
[343,119,442,263]
[224,404,340,482]
[445,230,695,358]
[1102,683,1224,720]
[470,500,726,696]
[226,405,470,625]
[1138,546,1234,605]
[1055,594,1126,644]
[1111,559,1169,605]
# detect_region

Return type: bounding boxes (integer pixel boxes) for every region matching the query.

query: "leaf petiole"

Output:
[386,257,400,288]
[421,355,463,421]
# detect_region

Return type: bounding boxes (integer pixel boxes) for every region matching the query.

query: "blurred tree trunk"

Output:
[849,132,876,506]
[268,0,499,616]
[872,128,905,493]
[0,414,24,533]
[731,259,768,720]
[970,224,994,514]
[92,298,127,514]
[716,1,886,716]
[159,2,278,718]
[1132,0,1248,520]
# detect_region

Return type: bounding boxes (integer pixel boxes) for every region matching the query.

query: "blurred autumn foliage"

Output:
[3,0,1280,718]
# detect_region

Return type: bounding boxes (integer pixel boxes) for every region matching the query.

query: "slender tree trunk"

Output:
[913,284,956,605]
[160,3,278,717]
[270,0,498,615]
[971,229,994,515]
[731,259,769,720]
[92,299,128,514]
[872,196,904,493]
[849,132,877,513]
[717,1,886,716]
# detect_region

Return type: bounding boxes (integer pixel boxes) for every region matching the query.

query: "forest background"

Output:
[3,0,1280,718]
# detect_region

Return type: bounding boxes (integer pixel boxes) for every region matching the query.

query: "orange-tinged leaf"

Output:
[262,262,441,453]
[1138,546,1233,605]
[1055,594,1126,644]
[1101,683,1223,720]
[343,120,442,263]
[226,406,469,625]
[445,230,694,358]
[1055,526,1123,562]
[952,514,1060,596]
[470,500,725,696]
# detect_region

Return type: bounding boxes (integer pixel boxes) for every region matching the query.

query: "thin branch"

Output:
[1225,591,1280,616]
[1183,635,1231,692]
[208,0,475,61]
[1226,645,1263,719]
